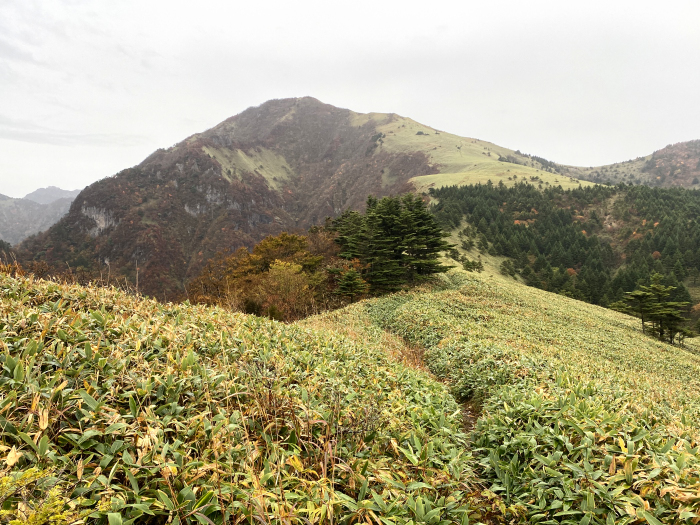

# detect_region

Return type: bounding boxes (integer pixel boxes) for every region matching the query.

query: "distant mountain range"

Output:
[0,187,81,245]
[568,140,700,187]
[17,97,700,298]
[23,186,81,205]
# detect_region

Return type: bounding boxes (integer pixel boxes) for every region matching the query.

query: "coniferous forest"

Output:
[430,182,700,311]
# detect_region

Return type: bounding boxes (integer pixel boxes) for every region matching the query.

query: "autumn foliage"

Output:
[186,229,365,321]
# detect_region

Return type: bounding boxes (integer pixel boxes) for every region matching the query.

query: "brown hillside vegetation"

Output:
[641,140,700,186]
[18,97,594,300]
[187,230,351,321]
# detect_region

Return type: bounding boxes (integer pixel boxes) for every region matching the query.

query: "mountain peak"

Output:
[1,188,80,245]
[23,186,81,205]
[17,98,698,299]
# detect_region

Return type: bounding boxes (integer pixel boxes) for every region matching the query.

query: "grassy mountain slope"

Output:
[315,271,700,523]
[357,273,700,427]
[362,115,590,192]
[568,140,700,188]
[0,272,480,523]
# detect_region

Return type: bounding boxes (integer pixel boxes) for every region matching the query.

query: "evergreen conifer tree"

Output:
[332,194,453,294]
[618,273,691,343]
[399,193,453,281]
[336,269,369,301]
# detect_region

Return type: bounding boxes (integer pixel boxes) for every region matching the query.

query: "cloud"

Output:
[0,114,146,147]
[0,37,40,64]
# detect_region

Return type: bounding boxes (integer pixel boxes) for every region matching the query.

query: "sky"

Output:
[1,0,699,198]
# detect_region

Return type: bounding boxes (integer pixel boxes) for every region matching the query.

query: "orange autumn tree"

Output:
[187,229,366,321]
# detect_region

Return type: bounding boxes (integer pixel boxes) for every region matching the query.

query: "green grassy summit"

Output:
[348,111,593,192]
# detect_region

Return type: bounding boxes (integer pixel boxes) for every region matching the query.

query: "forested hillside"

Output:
[431,183,700,317]
[16,97,589,300]
[327,272,700,525]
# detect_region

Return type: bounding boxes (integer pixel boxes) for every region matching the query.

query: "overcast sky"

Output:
[1,0,699,198]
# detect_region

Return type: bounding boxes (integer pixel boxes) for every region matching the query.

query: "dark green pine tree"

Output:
[661,272,686,302]
[533,254,548,273]
[477,234,489,254]
[550,241,566,267]
[333,194,454,295]
[618,273,691,343]
[615,288,655,335]
[673,259,687,280]
[332,209,364,259]
[399,193,453,281]
[358,199,404,293]
[336,269,369,302]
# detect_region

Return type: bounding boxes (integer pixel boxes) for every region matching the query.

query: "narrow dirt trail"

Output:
[460,399,481,433]
[392,334,482,434]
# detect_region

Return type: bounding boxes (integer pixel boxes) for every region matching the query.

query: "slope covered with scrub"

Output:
[2,266,700,523]
[312,272,700,524]
[0,272,481,524]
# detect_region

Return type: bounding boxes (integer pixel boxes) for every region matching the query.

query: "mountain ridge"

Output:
[567,140,700,187]
[23,186,82,205]
[18,97,699,298]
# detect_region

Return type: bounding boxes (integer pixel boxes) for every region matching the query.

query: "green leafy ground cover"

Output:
[3,267,700,524]
[0,274,481,524]
[341,271,700,524]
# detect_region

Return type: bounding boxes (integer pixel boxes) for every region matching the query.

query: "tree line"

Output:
[188,193,452,321]
[431,181,700,336]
